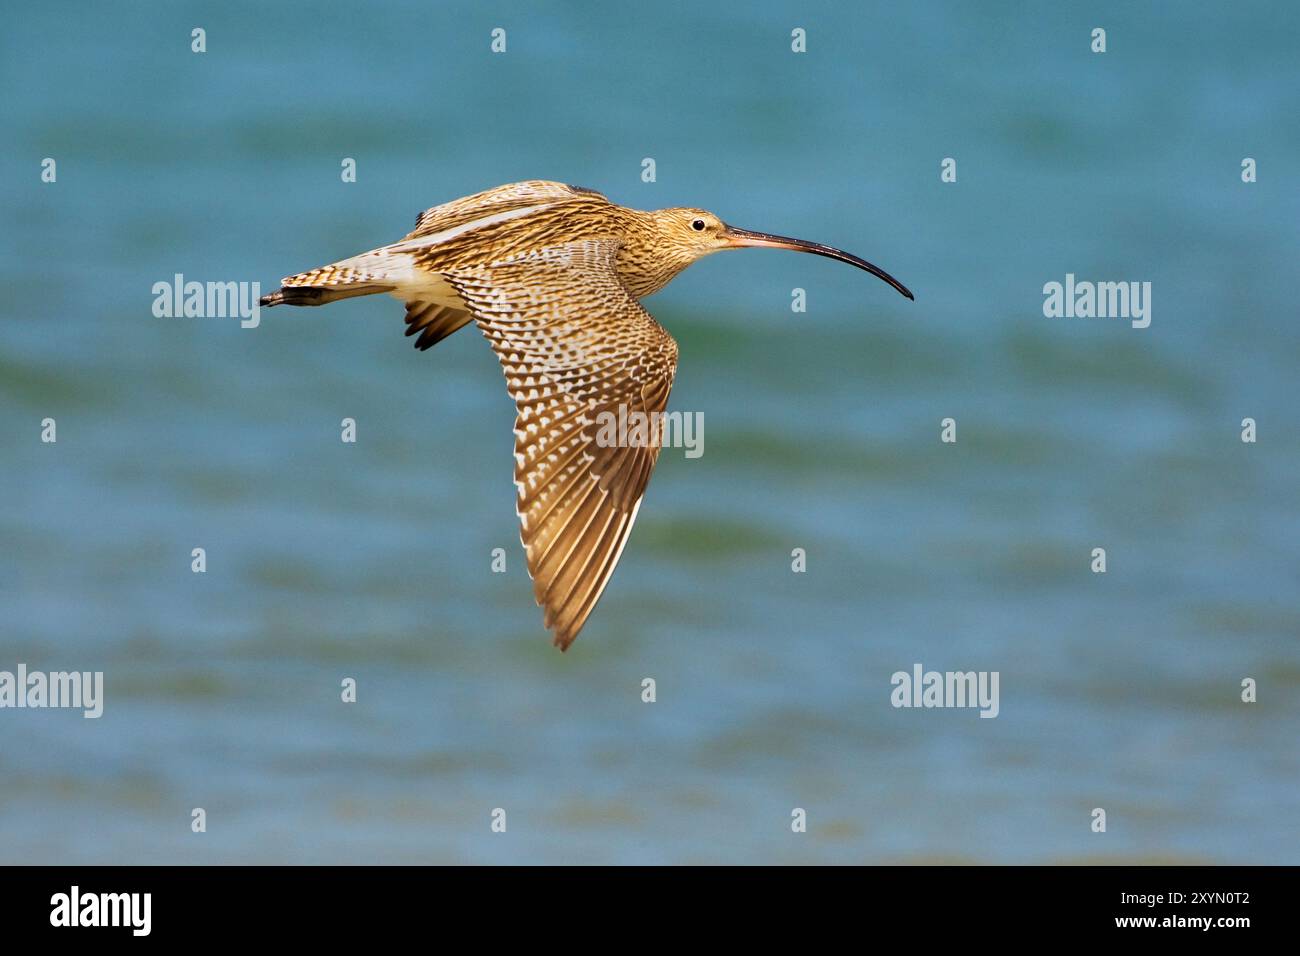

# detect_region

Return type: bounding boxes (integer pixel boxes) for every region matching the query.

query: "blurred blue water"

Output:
[1,1,1297,863]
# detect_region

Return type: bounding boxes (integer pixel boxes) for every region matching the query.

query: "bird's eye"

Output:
[691,218,707,231]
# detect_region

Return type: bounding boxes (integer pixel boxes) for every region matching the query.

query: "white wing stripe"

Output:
[386,203,558,253]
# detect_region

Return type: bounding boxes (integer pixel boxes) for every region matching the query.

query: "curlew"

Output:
[261,181,913,649]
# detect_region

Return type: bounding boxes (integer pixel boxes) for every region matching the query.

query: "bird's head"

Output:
[625,206,914,301]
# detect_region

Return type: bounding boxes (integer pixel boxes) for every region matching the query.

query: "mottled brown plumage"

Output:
[262,180,912,649]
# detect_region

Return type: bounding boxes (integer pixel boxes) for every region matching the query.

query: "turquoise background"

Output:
[1,1,1297,863]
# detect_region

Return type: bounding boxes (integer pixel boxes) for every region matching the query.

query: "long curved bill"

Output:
[725,226,914,301]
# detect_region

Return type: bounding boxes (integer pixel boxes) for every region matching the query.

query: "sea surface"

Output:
[1,1,1297,863]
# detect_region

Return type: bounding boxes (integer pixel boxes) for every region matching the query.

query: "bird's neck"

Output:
[615,211,691,300]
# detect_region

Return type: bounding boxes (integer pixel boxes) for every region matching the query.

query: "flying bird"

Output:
[261,181,912,649]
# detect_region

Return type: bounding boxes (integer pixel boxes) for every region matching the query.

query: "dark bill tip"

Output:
[725,227,914,301]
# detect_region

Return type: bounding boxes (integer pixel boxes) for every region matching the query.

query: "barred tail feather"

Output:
[259,283,391,308]
[260,253,404,308]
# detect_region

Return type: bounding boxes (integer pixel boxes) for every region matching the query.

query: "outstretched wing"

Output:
[447,239,677,649]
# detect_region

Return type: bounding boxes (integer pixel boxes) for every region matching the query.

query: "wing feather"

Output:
[406,181,607,240]
[403,301,473,351]
[446,240,677,649]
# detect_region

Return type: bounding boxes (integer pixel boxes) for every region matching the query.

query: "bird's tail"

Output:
[260,254,398,308]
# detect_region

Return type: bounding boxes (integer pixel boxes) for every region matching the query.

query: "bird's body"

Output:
[262,180,912,649]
